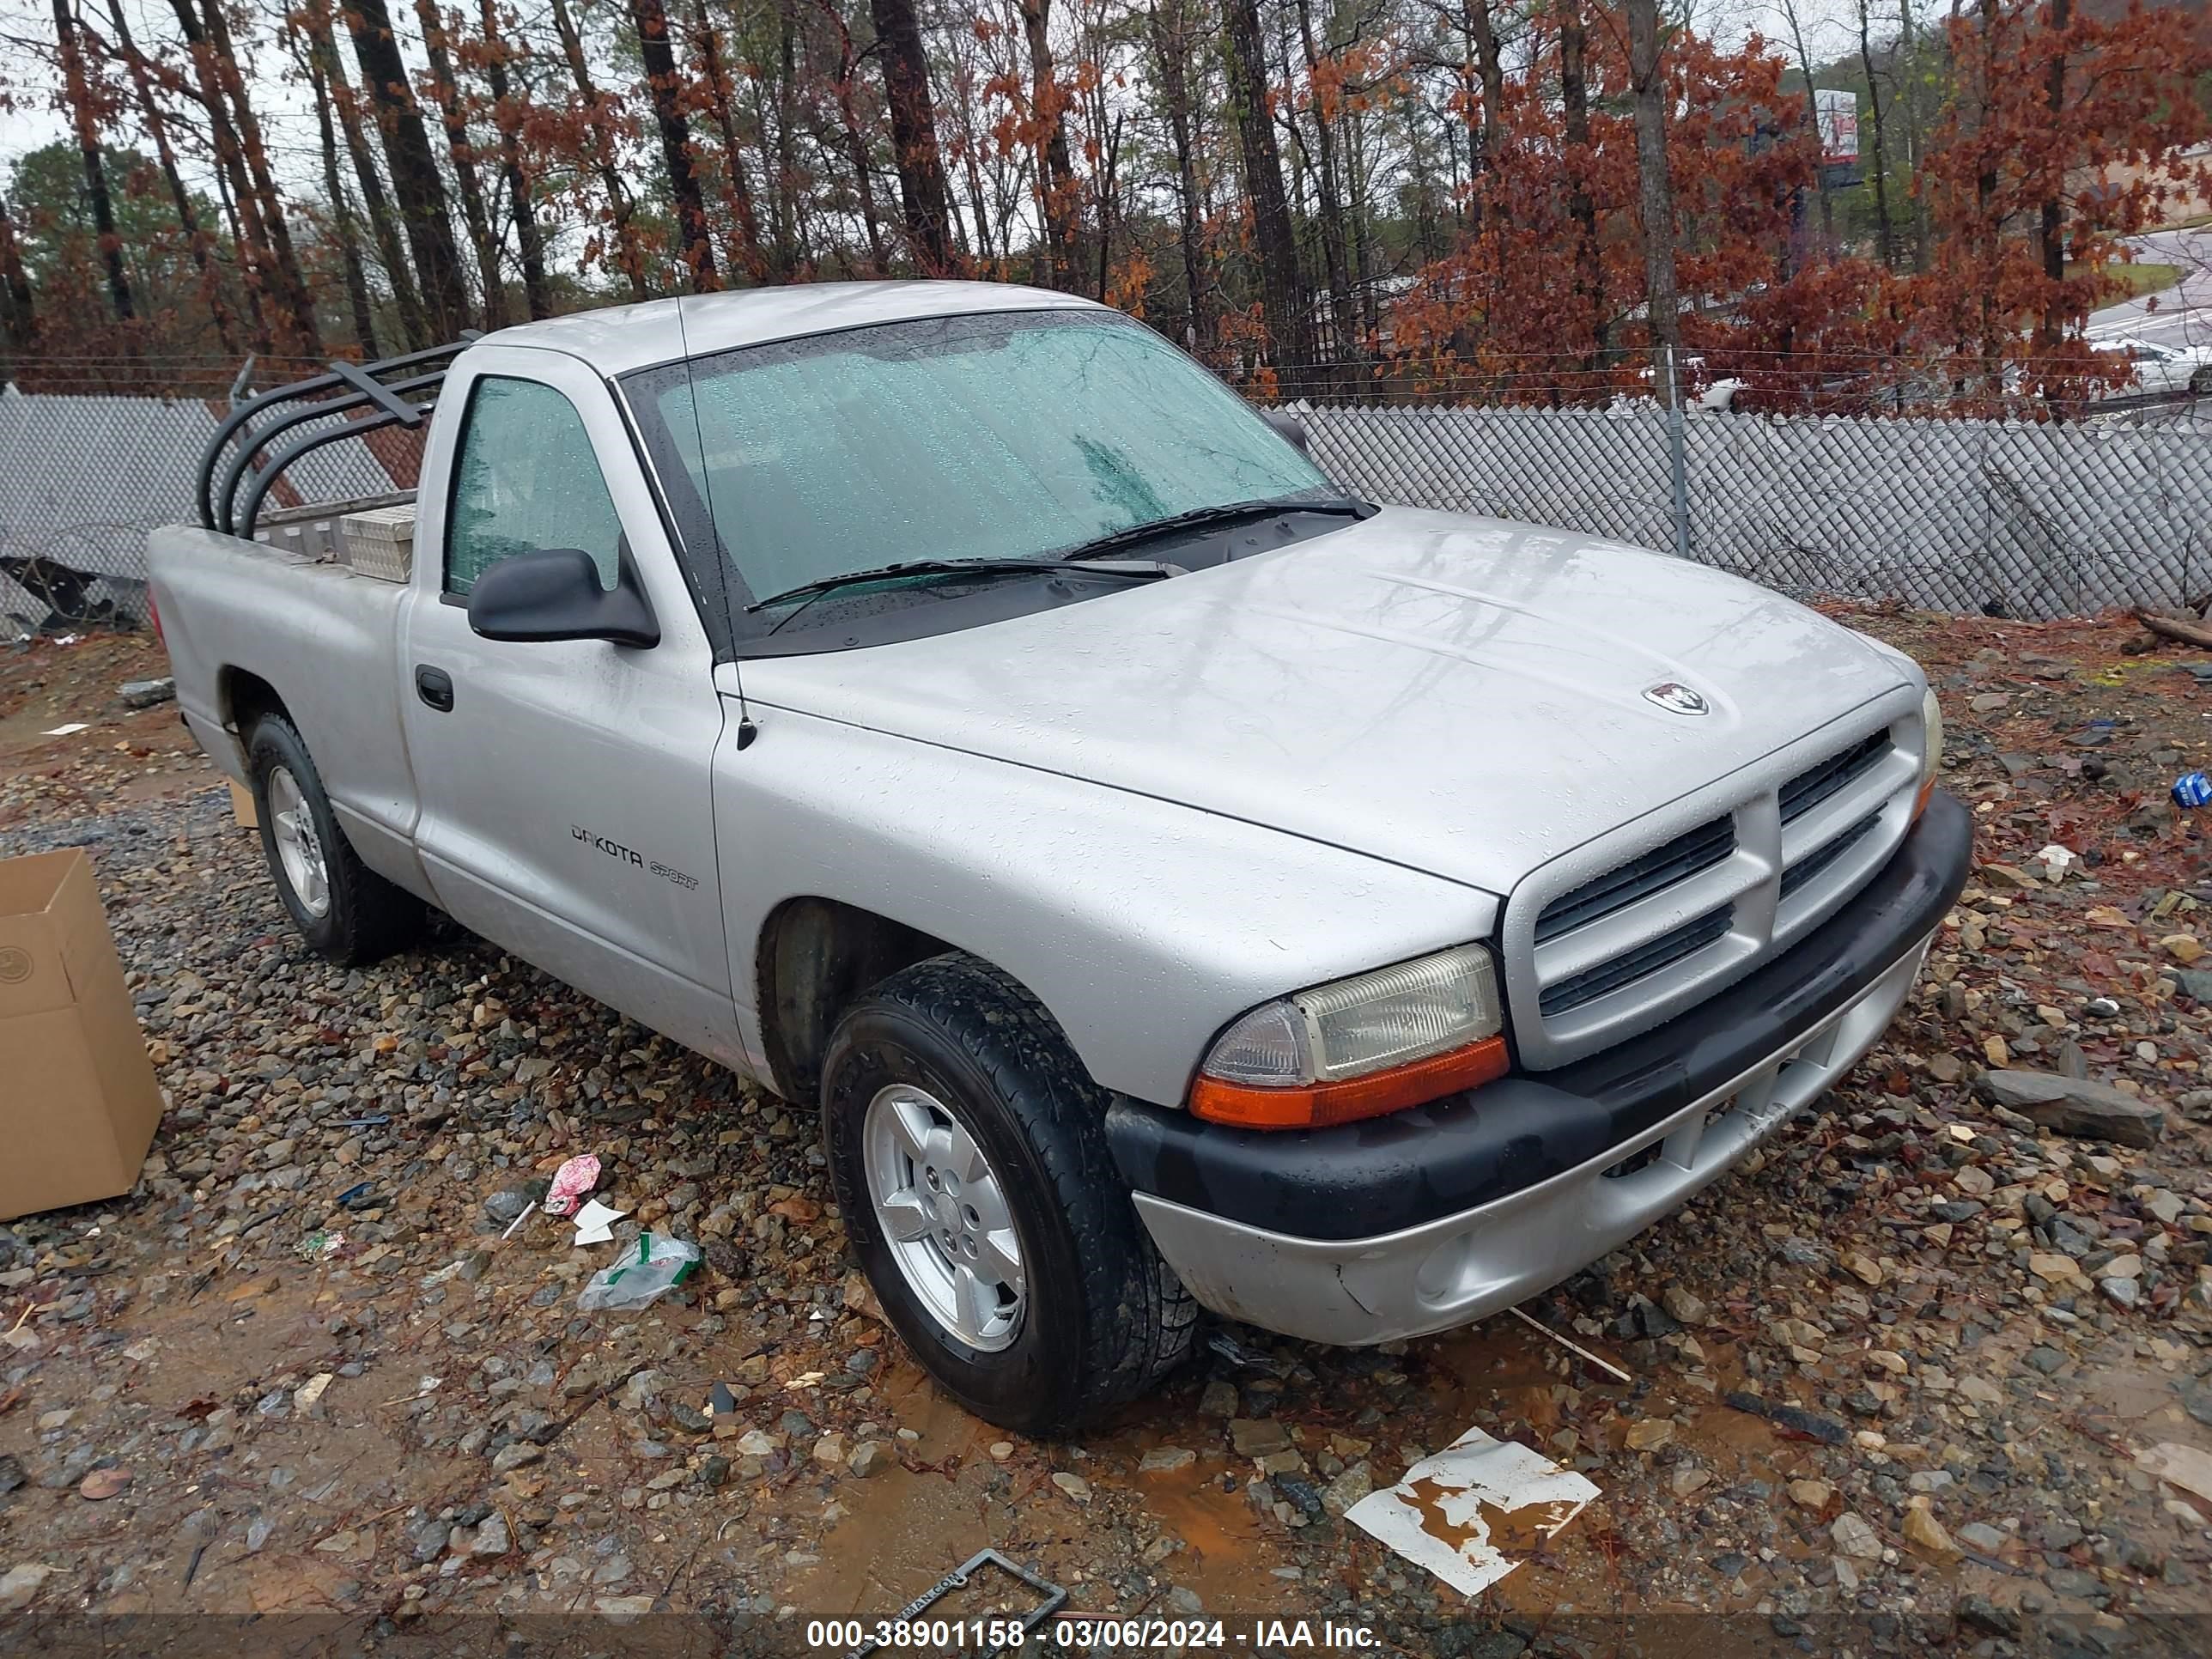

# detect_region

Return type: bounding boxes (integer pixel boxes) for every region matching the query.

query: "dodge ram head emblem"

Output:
[1643,681,1710,716]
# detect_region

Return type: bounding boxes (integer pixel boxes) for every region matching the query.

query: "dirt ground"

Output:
[3,613,2212,1657]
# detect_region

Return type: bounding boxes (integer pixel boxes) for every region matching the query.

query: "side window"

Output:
[443,377,624,596]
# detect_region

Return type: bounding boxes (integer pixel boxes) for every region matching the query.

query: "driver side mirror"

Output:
[466,546,659,649]
[1264,408,1313,457]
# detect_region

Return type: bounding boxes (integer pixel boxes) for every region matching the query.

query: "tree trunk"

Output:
[2038,0,2071,350]
[1626,0,1683,403]
[1781,1,1832,262]
[771,7,800,275]
[1857,0,1896,270]
[53,0,134,321]
[308,11,431,350]
[628,0,718,290]
[0,200,35,351]
[210,162,269,349]
[344,0,471,335]
[302,43,380,357]
[691,0,768,283]
[1293,0,1353,358]
[477,0,550,318]
[1224,0,1308,369]
[871,0,955,272]
[178,0,320,353]
[412,0,507,326]
[168,0,275,349]
[1018,0,1078,287]
[1897,0,1930,271]
[1975,0,2002,373]
[1467,0,1504,179]
[811,2,887,273]
[1559,1,1605,378]
[105,0,233,348]
[1150,0,1212,351]
[549,0,648,300]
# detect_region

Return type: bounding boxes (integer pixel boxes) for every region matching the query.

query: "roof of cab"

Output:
[471,281,1107,377]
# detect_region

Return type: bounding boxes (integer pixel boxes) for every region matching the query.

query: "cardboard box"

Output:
[228,778,258,830]
[0,849,166,1220]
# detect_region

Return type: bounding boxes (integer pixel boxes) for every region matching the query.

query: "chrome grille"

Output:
[1504,702,1928,1069]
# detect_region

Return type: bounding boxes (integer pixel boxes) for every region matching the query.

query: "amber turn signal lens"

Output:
[1912,775,1936,820]
[1189,1034,1510,1130]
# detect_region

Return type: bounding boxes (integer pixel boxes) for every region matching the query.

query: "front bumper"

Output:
[1107,790,1972,1346]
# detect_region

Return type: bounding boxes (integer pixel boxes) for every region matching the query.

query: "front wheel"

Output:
[820,954,1196,1435]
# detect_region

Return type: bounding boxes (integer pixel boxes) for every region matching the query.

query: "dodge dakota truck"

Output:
[148,282,1970,1434]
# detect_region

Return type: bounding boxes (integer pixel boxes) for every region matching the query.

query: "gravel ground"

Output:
[3,617,2212,1656]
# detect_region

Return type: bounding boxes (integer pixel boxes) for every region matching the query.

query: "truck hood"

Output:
[742,507,1916,893]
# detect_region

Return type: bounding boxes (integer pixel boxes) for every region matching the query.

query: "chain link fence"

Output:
[0,382,416,635]
[1284,395,2212,619]
[5,363,2211,634]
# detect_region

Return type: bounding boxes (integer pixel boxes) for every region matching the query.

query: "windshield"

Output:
[624,307,1332,646]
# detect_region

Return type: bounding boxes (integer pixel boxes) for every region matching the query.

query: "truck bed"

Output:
[147,524,429,898]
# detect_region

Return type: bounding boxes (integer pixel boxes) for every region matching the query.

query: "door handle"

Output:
[415,665,454,713]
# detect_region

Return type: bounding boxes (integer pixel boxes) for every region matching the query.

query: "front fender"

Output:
[714,705,1498,1108]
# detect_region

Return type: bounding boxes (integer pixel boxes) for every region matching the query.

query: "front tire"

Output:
[821,954,1196,1436]
[246,714,422,965]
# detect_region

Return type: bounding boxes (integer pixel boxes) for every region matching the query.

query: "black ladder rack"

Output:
[198,336,479,543]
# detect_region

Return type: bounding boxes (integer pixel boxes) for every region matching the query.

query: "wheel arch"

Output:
[753,896,959,1103]
[218,665,291,742]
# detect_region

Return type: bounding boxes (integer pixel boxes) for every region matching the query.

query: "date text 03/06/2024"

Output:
[804,1617,1384,1650]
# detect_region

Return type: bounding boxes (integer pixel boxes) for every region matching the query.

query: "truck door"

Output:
[398,344,742,1067]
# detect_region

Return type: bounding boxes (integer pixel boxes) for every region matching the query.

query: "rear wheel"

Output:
[246,714,422,965]
[821,953,1197,1435]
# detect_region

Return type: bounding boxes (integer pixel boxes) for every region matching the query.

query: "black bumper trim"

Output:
[1104,790,1972,1243]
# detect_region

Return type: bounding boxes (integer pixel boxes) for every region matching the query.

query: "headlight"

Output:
[1916,686,1943,815]
[1191,945,1509,1130]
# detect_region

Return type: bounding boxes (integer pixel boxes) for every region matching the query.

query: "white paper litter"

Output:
[41,722,89,736]
[2035,843,2077,881]
[1344,1425,1600,1598]
[570,1197,629,1246]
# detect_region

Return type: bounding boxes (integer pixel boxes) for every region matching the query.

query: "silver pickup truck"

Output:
[148,283,1970,1434]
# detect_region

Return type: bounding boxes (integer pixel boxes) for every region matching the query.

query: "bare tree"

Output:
[1148,0,1214,349]
[1018,0,1079,286]
[1626,0,1683,402]
[549,0,648,299]
[304,6,431,351]
[872,0,957,271]
[52,0,132,321]
[300,33,380,356]
[629,0,719,289]
[103,0,233,348]
[413,0,507,326]
[1225,0,1310,367]
[690,0,769,283]
[343,0,472,335]
[476,0,551,318]
[1857,0,1896,268]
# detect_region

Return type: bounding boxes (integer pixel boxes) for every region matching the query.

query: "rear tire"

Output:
[821,953,1197,1436]
[246,714,422,965]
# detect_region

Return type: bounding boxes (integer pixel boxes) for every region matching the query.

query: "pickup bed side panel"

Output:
[147,526,430,899]
[714,706,1498,1108]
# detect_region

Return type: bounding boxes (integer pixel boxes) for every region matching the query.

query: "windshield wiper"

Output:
[744,556,1170,633]
[1058,494,1370,562]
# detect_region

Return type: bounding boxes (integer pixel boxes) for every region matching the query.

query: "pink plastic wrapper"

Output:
[541,1154,601,1217]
